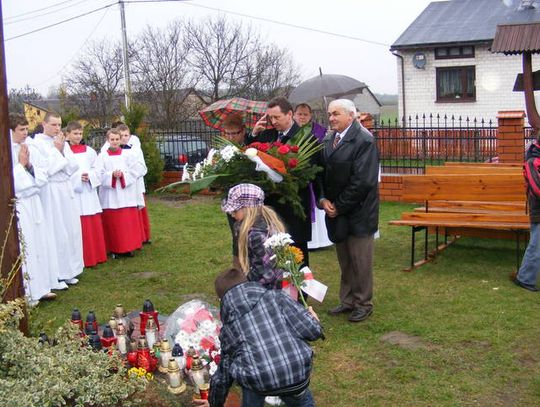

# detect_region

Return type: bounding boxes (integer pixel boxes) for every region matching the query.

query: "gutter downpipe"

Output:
[391,50,406,127]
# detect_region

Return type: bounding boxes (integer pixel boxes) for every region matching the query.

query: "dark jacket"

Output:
[209,282,322,407]
[249,122,313,243]
[314,120,379,242]
[526,141,540,223]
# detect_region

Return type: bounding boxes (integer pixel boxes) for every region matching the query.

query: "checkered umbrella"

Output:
[199,97,269,131]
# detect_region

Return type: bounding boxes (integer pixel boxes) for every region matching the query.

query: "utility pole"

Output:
[119,0,131,109]
[0,1,29,334]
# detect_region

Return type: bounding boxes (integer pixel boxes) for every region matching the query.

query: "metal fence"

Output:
[85,116,535,175]
[86,120,220,171]
[373,114,501,174]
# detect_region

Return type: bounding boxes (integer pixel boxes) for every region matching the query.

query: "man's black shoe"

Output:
[513,278,539,292]
[328,304,353,316]
[348,308,373,322]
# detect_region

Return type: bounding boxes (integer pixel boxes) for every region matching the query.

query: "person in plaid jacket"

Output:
[208,268,323,407]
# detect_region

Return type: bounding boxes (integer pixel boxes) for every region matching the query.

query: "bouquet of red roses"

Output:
[158,130,322,219]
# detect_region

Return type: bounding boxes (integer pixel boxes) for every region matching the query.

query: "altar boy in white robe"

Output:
[96,128,144,257]
[33,112,84,287]
[9,113,56,304]
[66,121,108,268]
[117,124,150,245]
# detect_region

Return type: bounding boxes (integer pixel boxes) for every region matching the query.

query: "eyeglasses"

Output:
[224,130,243,136]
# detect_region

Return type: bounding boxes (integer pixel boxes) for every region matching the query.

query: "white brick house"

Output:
[391,0,540,125]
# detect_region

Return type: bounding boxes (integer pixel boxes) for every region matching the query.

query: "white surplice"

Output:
[96,148,142,209]
[33,134,84,280]
[70,145,103,216]
[10,139,56,301]
[101,135,147,207]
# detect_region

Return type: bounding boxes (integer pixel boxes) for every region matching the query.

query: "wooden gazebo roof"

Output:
[491,22,540,55]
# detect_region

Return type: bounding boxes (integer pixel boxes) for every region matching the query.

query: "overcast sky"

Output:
[3,0,440,96]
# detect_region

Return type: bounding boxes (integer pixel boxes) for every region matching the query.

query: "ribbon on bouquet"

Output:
[282,266,328,303]
[244,148,284,183]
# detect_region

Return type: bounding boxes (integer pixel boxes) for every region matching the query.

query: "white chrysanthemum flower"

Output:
[192,162,203,179]
[220,145,239,162]
[264,233,293,248]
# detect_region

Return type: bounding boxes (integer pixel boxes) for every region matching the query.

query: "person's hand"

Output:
[321,199,337,218]
[18,144,30,167]
[252,114,269,135]
[81,172,89,182]
[113,170,123,178]
[192,399,209,407]
[54,133,65,152]
[308,306,319,322]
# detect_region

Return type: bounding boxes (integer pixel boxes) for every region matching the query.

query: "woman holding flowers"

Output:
[221,183,286,289]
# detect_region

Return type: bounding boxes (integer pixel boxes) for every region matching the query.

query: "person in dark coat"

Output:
[250,97,316,266]
[314,99,379,323]
[513,131,540,292]
[208,267,322,407]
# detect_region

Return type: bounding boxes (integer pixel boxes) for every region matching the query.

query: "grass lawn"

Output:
[30,197,540,406]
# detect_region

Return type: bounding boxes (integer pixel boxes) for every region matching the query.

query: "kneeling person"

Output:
[209,268,323,407]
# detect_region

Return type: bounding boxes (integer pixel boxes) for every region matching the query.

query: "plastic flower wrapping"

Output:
[164,300,221,374]
[158,131,322,219]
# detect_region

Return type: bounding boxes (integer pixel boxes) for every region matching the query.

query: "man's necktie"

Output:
[333,134,341,149]
[278,132,285,142]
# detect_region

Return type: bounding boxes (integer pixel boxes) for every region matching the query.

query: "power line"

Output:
[124,0,390,47]
[5,0,79,21]
[5,2,118,42]
[6,0,98,26]
[31,7,112,87]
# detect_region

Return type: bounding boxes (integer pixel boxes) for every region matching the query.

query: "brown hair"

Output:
[115,124,130,132]
[43,112,61,123]
[222,113,245,129]
[215,268,248,299]
[65,121,83,133]
[9,113,28,130]
[268,97,293,115]
[106,128,121,139]
[294,103,312,113]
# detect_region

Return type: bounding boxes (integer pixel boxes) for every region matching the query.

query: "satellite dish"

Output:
[412,52,426,69]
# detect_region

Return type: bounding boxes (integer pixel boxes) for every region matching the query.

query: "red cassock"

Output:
[69,144,108,267]
[102,207,143,253]
[96,148,144,254]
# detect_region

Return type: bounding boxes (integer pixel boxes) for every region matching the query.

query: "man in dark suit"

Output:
[251,97,314,266]
[314,99,379,322]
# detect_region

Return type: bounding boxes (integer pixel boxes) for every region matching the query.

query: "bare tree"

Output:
[237,45,300,101]
[184,16,261,102]
[131,21,197,127]
[8,85,43,113]
[63,40,124,127]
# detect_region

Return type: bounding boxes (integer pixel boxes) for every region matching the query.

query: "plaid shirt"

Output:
[209,282,322,406]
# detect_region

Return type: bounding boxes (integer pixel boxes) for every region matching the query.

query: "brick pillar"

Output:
[497,110,526,163]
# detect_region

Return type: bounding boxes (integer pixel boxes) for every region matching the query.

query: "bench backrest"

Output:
[425,166,522,175]
[444,162,523,167]
[401,174,526,203]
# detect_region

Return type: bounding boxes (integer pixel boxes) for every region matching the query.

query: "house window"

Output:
[436,66,476,102]
[434,46,475,59]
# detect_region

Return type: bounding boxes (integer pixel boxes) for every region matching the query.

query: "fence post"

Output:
[497,111,526,163]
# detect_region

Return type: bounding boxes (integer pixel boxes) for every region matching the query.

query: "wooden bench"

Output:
[389,171,529,270]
